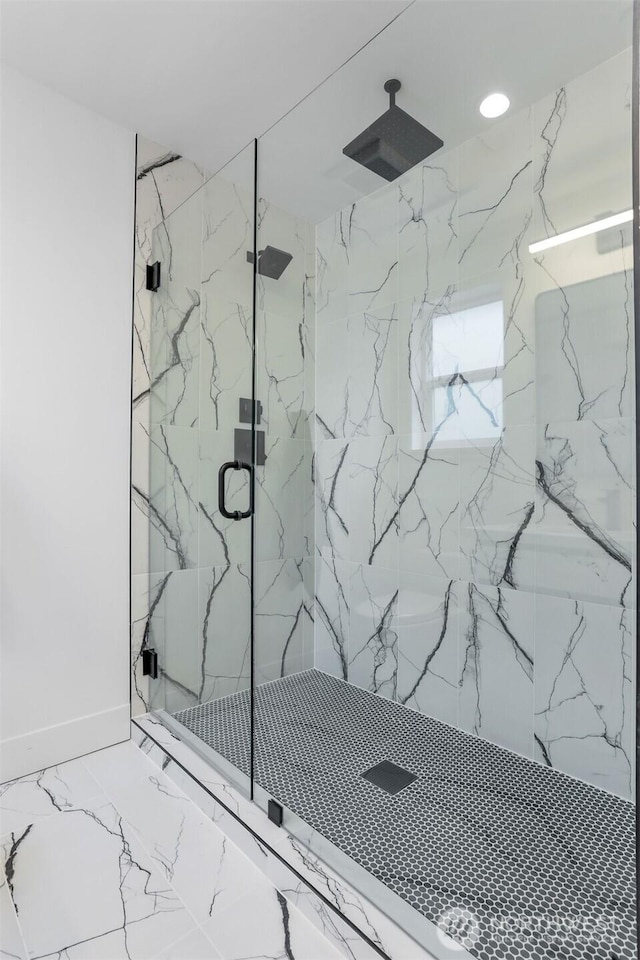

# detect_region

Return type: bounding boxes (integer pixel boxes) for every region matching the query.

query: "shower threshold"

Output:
[172,669,636,960]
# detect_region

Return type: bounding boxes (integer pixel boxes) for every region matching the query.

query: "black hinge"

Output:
[268,799,283,827]
[146,261,161,291]
[142,648,158,679]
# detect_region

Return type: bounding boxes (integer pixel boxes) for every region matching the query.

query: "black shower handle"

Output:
[218,461,254,520]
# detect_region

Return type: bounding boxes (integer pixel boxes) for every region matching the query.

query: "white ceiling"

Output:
[258,0,634,221]
[0,0,409,175]
[1,0,633,223]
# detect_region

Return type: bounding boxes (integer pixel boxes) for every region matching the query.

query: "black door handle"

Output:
[218,460,254,520]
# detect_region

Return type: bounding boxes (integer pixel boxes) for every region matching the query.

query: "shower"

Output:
[138,6,638,957]
[246,244,292,279]
[343,78,443,181]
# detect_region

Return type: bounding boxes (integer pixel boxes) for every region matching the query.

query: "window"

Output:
[412,298,505,448]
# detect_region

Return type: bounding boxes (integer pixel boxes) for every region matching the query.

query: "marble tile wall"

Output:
[313,49,636,799]
[132,139,316,717]
[255,200,316,684]
[132,49,634,801]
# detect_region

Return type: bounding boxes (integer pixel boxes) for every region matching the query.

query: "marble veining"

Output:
[349,565,398,699]
[534,594,634,798]
[396,576,459,727]
[535,418,634,608]
[134,716,429,960]
[458,583,534,758]
[0,740,364,960]
[126,44,638,960]
[311,50,635,796]
[134,141,317,718]
[132,140,209,717]
[134,51,635,801]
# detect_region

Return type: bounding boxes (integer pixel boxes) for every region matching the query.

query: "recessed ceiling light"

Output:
[479,93,510,119]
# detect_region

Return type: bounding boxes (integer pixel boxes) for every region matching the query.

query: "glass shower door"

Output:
[146,143,257,795]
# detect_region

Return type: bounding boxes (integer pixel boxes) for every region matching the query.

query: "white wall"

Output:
[0,66,134,781]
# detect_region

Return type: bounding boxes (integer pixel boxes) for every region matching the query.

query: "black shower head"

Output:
[247,246,293,280]
[343,79,443,182]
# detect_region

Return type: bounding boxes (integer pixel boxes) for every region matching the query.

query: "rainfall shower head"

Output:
[343,79,443,182]
[246,246,293,280]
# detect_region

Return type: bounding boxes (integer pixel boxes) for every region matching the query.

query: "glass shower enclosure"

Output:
[144,2,638,957]
[146,142,257,796]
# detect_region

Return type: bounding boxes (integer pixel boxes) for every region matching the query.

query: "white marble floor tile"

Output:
[2,798,197,960]
[84,742,276,927]
[0,756,107,837]
[202,885,344,960]
[155,928,221,959]
[1,739,367,960]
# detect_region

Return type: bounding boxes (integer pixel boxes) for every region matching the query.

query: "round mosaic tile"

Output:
[175,669,636,960]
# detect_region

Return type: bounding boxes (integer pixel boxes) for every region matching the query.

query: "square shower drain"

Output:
[361,760,417,795]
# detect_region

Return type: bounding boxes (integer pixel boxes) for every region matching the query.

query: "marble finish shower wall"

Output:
[132,138,316,716]
[254,200,316,684]
[313,50,636,799]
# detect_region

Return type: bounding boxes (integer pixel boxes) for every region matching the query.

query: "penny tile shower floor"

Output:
[175,669,637,960]
[0,739,347,960]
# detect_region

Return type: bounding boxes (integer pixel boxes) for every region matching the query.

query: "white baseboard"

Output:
[0,703,130,783]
